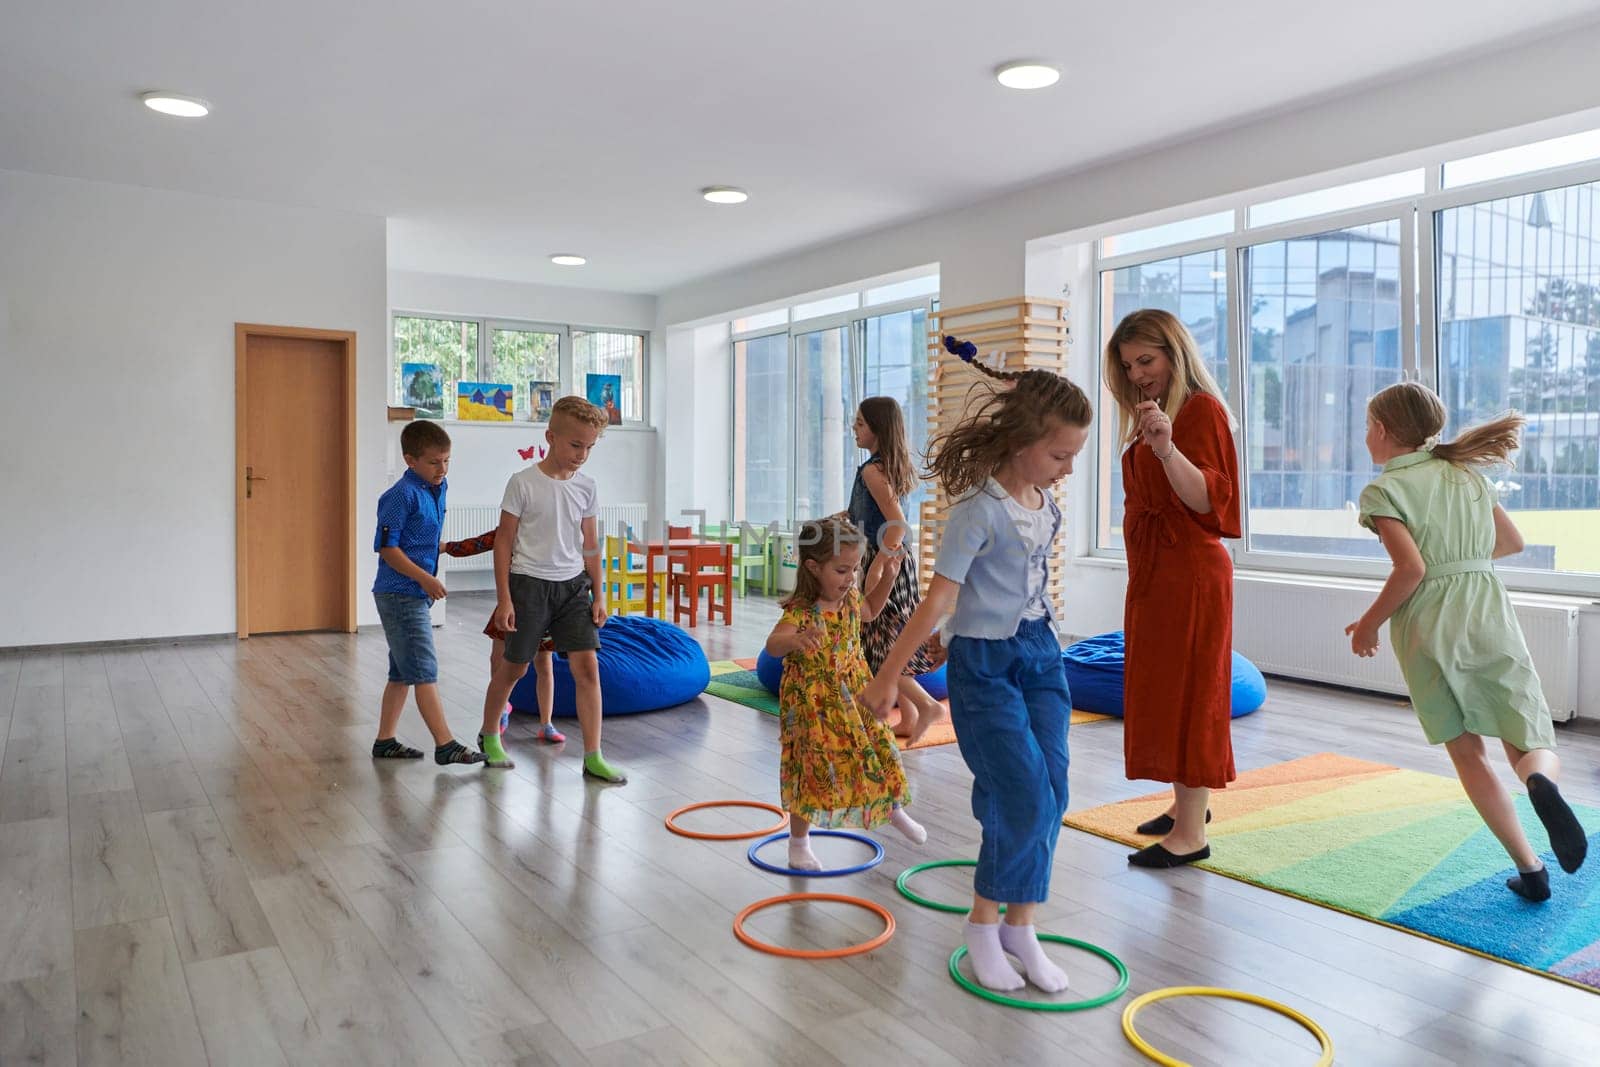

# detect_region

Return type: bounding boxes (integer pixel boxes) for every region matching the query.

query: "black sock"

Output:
[434,739,486,766]
[1528,773,1588,874]
[1506,864,1550,902]
[372,737,424,759]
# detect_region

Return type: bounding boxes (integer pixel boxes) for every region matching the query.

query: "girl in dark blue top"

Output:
[848,397,943,745]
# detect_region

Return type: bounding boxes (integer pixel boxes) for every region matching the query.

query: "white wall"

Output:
[386,269,661,591]
[657,22,1600,323]
[388,268,656,331]
[0,168,388,646]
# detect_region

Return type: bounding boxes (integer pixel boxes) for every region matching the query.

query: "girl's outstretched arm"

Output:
[1345,517,1425,657]
[766,618,823,658]
[859,551,902,623]
[1491,505,1525,559]
[442,530,496,557]
[859,576,959,716]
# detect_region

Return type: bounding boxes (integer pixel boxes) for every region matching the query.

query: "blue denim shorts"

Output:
[374,592,438,685]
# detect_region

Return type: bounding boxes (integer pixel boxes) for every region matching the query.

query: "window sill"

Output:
[1066,552,1599,608]
[406,418,655,433]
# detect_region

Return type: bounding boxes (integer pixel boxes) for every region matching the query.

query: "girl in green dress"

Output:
[1350,382,1587,901]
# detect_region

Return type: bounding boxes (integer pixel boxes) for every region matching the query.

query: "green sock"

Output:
[582,750,627,783]
[477,730,514,769]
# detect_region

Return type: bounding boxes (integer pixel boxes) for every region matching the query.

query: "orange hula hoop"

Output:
[664,799,790,840]
[733,893,896,959]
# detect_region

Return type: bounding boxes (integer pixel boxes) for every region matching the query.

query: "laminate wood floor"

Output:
[2,591,1596,1065]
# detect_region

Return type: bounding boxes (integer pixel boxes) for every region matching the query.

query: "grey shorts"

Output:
[503,572,599,663]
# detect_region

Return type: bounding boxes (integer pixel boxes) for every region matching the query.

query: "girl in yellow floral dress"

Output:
[763,516,926,871]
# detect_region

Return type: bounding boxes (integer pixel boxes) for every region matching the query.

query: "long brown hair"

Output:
[925,349,1094,499]
[858,396,915,498]
[783,516,866,610]
[1367,381,1523,468]
[1103,309,1235,445]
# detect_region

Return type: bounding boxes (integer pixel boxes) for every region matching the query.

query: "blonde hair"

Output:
[925,356,1094,500]
[1367,381,1523,469]
[1103,309,1235,445]
[858,396,915,498]
[783,516,865,610]
[549,395,608,433]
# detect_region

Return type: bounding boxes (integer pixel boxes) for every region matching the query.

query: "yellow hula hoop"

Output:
[1121,986,1334,1067]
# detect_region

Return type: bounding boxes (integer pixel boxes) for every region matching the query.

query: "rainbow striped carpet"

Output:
[1064,753,1600,993]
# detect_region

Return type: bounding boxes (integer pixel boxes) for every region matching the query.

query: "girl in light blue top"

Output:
[1351,382,1587,901]
[862,338,1092,994]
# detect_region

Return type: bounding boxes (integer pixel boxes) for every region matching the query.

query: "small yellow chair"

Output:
[603,535,667,616]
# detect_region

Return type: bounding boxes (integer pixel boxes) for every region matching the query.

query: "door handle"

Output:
[246,466,268,498]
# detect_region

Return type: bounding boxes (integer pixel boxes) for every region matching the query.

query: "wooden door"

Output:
[236,325,356,636]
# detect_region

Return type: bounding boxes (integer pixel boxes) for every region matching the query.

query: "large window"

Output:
[727,277,938,528]
[1437,178,1600,573]
[1091,128,1600,589]
[1096,249,1229,550]
[732,333,790,527]
[391,315,648,425]
[1243,220,1403,558]
[573,330,646,424]
[861,306,931,528]
[794,325,855,519]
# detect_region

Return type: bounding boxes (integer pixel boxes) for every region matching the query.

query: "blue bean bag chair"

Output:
[755,648,947,700]
[510,614,709,717]
[1061,630,1265,718]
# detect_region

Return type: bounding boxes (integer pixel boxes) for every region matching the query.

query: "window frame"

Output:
[1090,157,1600,595]
[727,294,935,527]
[1417,159,1600,596]
[390,312,652,429]
[570,324,650,427]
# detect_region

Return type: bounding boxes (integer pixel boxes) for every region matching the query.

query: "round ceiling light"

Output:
[549,253,587,266]
[994,62,1060,90]
[140,92,211,118]
[702,186,749,205]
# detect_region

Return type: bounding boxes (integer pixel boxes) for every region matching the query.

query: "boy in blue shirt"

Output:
[371,420,484,765]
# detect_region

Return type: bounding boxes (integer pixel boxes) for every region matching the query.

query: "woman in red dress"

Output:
[1105,309,1241,868]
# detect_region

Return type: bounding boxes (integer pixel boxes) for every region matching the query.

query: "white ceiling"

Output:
[6,1,1600,294]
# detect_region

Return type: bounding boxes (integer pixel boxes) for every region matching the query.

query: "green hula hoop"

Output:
[948,934,1130,1011]
[895,860,1004,914]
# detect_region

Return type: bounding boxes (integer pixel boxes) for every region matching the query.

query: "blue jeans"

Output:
[374,592,437,685]
[946,617,1071,903]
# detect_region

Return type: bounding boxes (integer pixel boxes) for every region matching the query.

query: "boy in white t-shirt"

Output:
[478,396,625,782]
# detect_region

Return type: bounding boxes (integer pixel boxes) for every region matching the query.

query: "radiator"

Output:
[1232,573,1584,722]
[598,503,649,541]
[441,502,651,572]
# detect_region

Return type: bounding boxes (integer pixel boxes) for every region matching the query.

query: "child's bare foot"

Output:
[908,704,944,747]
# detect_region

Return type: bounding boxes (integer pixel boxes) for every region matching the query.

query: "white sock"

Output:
[787,833,821,871]
[890,807,927,845]
[963,921,1025,991]
[998,922,1069,992]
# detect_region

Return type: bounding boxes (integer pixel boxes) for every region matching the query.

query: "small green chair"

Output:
[731,522,775,597]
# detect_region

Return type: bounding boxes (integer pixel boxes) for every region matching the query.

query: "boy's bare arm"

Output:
[582,516,607,624]
[492,511,520,632]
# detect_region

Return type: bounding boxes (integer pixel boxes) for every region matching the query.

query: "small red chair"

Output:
[670,542,733,627]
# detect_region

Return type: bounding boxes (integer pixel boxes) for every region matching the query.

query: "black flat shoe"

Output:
[1135,809,1211,836]
[1127,842,1211,868]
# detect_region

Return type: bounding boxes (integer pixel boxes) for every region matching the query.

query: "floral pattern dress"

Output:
[778,590,910,828]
